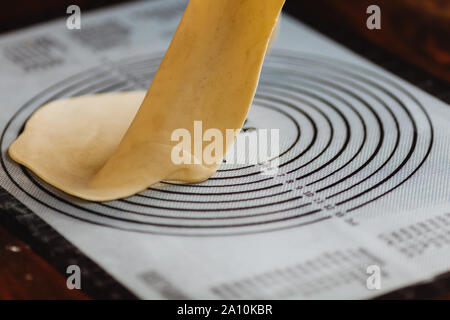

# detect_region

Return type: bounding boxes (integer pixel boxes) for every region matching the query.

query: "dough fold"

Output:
[9,0,285,201]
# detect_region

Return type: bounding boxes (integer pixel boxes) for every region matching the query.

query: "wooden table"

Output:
[0,224,88,299]
[0,0,449,299]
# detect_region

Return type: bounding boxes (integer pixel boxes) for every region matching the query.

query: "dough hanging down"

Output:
[9,0,285,201]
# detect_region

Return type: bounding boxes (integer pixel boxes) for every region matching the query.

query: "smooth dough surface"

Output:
[9,0,285,201]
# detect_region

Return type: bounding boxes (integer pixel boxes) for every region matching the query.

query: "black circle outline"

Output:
[0,51,433,236]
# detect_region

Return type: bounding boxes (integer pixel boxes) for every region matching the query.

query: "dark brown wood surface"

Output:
[0,0,449,300]
[0,0,134,35]
[0,224,89,299]
[288,0,450,84]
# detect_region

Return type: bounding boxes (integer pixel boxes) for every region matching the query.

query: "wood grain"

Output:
[0,224,89,299]
[290,0,450,84]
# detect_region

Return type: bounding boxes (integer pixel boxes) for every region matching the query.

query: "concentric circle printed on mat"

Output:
[0,51,433,236]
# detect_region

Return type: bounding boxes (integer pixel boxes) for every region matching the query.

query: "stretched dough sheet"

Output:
[0,0,449,299]
[8,0,284,201]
